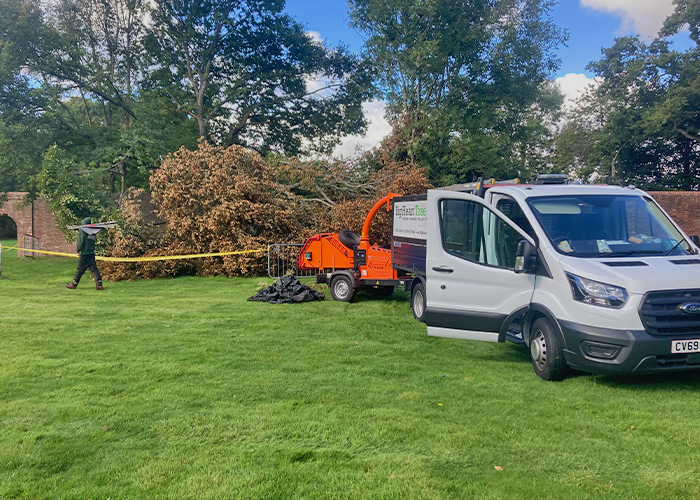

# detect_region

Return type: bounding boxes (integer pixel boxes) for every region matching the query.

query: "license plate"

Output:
[671,339,700,354]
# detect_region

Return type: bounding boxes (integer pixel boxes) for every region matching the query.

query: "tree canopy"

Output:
[2,0,699,270]
[349,0,567,184]
[145,0,372,154]
[554,8,700,191]
[0,0,372,213]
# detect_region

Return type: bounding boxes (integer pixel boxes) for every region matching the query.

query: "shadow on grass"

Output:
[464,344,700,388]
[350,291,410,305]
[322,290,700,390]
[594,369,700,390]
[471,344,531,364]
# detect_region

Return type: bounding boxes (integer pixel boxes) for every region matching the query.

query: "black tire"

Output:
[529,317,569,381]
[338,229,361,249]
[370,286,395,297]
[330,275,356,302]
[411,283,427,322]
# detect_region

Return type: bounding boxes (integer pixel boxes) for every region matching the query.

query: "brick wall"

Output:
[649,191,700,237]
[0,192,75,257]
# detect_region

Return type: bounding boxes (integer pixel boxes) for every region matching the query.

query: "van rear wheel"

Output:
[530,317,569,381]
[411,283,427,322]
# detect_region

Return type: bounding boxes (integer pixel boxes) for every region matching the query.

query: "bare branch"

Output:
[166,91,197,119]
[674,121,700,142]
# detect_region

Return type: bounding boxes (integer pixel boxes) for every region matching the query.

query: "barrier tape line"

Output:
[1,237,26,253]
[11,246,269,262]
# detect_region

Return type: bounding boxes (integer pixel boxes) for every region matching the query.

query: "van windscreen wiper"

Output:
[592,250,665,258]
[591,250,635,257]
[664,238,686,256]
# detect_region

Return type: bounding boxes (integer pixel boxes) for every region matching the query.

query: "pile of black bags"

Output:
[247,275,325,304]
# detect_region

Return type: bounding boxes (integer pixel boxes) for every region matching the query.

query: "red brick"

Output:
[649,192,700,237]
[0,192,75,257]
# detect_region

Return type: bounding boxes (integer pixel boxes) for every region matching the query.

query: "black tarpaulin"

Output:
[248,275,325,304]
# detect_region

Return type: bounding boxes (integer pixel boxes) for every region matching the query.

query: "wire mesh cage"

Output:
[267,243,316,280]
[19,234,40,259]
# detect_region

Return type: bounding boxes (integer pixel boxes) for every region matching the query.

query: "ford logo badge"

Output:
[678,302,700,315]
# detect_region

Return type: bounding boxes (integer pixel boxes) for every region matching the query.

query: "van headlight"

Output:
[566,273,628,308]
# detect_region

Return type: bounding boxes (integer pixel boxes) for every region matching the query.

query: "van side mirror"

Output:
[515,239,537,273]
[691,235,700,247]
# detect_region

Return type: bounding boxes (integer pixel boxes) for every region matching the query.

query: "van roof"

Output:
[488,183,647,200]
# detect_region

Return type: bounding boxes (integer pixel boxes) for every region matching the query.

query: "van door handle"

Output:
[432,266,453,273]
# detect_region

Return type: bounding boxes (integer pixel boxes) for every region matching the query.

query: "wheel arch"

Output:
[330,270,358,288]
[522,304,567,348]
[409,275,426,309]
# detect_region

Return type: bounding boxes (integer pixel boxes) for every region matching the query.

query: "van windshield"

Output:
[526,195,696,257]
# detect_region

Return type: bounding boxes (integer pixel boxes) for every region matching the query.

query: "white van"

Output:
[407,182,700,380]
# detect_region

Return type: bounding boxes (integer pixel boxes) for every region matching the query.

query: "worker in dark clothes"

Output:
[65,217,103,290]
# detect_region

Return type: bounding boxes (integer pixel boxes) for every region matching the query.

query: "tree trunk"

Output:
[197,86,207,140]
[79,88,92,126]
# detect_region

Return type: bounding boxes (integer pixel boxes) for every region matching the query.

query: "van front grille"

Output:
[639,289,700,337]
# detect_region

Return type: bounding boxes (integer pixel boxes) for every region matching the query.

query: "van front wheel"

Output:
[529,317,569,381]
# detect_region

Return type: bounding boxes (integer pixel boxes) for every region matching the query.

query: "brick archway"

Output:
[0,213,18,239]
[0,193,75,257]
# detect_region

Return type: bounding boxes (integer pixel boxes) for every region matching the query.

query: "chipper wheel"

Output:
[330,275,356,302]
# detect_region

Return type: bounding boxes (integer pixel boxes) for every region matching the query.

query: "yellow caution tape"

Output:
[1,237,26,253]
[13,246,269,262]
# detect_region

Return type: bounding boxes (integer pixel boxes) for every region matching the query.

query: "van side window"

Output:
[496,196,537,243]
[439,199,522,269]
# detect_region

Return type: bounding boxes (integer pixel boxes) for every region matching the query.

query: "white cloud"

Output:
[331,78,600,157]
[555,73,601,110]
[305,74,328,95]
[581,0,675,38]
[333,100,392,158]
[307,31,324,45]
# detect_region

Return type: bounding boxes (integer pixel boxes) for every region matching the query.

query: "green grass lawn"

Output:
[1,239,700,499]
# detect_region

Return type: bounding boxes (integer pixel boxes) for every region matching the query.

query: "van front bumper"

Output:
[559,320,700,374]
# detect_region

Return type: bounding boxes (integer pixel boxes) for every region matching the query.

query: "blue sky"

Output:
[283,0,686,155]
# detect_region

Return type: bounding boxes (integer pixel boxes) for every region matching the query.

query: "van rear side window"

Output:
[439,199,523,269]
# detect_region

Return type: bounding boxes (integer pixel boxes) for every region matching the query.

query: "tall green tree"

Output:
[0,0,200,201]
[554,1,700,192]
[37,0,147,128]
[0,0,48,192]
[144,0,372,155]
[349,0,566,184]
[653,0,700,145]
[36,0,156,196]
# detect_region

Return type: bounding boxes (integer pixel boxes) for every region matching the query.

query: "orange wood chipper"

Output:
[298,193,413,301]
